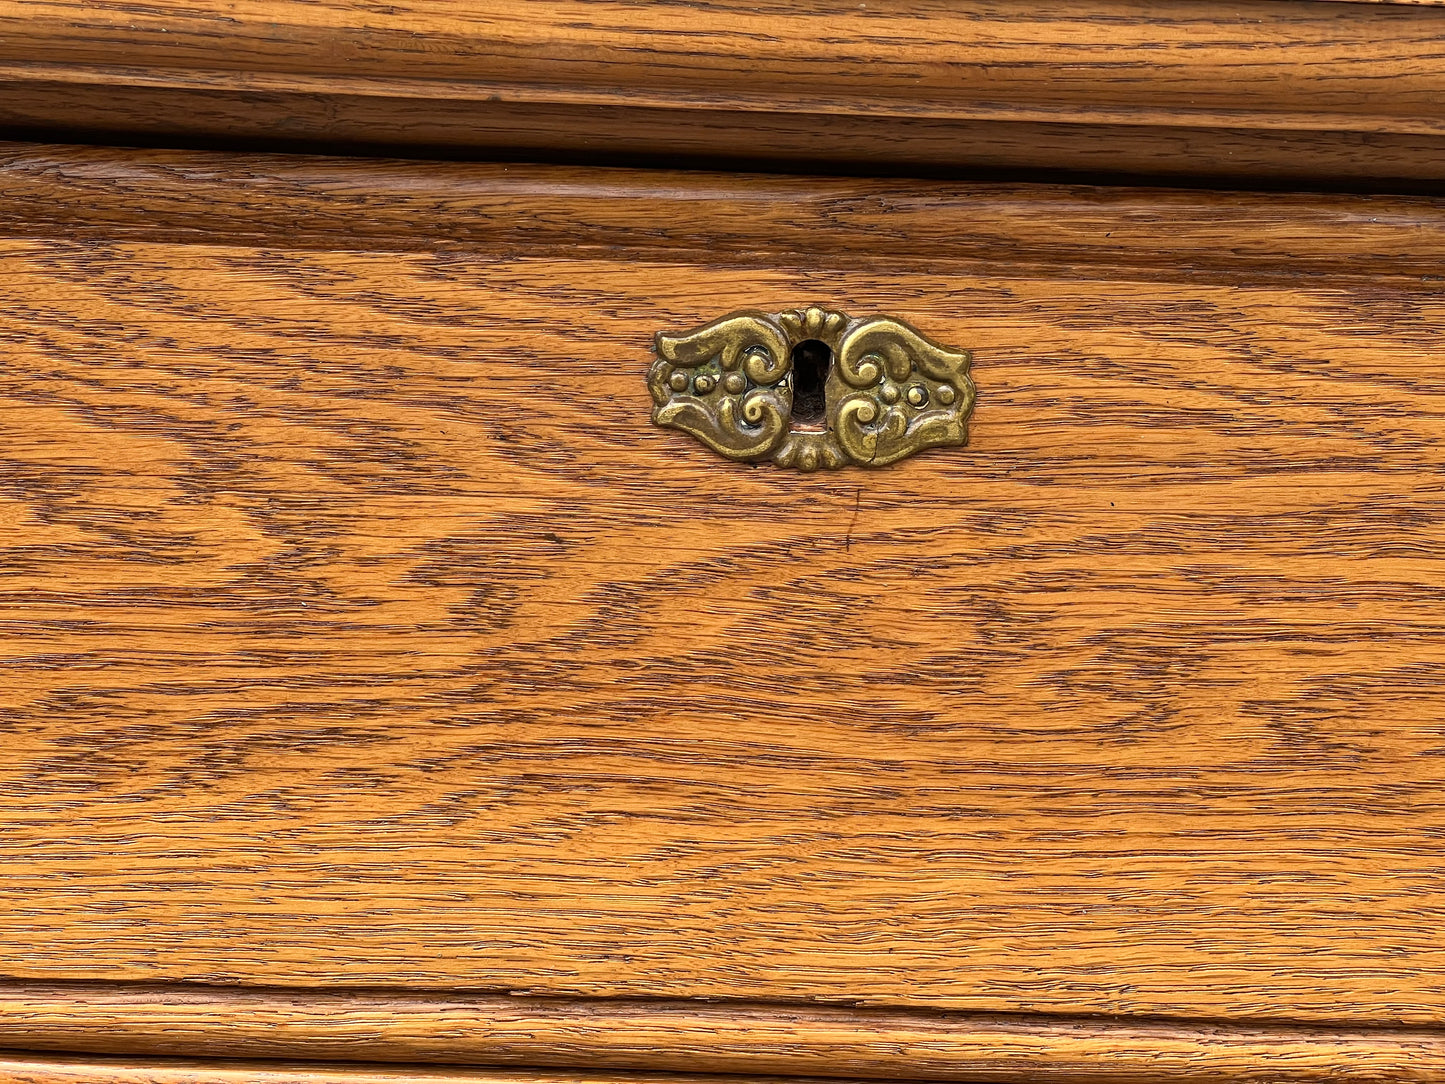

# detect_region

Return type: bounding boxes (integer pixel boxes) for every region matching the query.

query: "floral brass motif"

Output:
[648,306,975,471]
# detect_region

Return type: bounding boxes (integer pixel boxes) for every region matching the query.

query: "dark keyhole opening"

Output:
[790,339,832,426]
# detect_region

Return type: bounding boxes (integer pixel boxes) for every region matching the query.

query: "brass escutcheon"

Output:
[648,306,975,471]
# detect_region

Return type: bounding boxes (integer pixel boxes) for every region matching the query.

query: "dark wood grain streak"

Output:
[19,86,1445,190]
[7,0,1445,183]
[0,153,1444,1027]
[2,985,1445,1083]
[16,88,1445,191]
[4,143,1445,284]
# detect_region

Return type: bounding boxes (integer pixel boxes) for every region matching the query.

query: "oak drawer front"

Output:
[1,143,1443,1029]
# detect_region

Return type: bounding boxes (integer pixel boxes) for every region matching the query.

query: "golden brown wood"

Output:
[3,985,1445,1083]
[0,1055,862,1084]
[0,143,1444,1032]
[0,1057,811,1084]
[6,1,1445,183]
[5,142,1445,282]
[15,88,1445,188]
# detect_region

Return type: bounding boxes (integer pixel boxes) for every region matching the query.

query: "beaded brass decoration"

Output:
[648,306,975,471]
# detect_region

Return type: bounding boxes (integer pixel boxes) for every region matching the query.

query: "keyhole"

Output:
[790,339,832,426]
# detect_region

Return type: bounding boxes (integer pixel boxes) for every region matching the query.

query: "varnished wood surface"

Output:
[17,88,1445,190]
[6,143,1445,283]
[6,0,1445,184]
[0,1057,846,1084]
[0,1056,867,1084]
[11,0,1445,127]
[1,144,1445,1028]
[4,984,1445,1083]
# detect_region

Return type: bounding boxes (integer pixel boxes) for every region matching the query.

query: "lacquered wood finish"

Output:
[0,1056,863,1084]
[5,143,1445,281]
[3,984,1445,1083]
[6,1,1445,183]
[1,144,1443,1031]
[2,143,1444,1024]
[0,1057,814,1084]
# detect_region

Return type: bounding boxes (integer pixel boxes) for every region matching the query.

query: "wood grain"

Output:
[3,984,1445,1082]
[1,144,1445,1028]
[6,0,1445,184]
[0,1055,869,1084]
[19,87,1445,191]
[5,142,1445,283]
[0,1056,849,1084]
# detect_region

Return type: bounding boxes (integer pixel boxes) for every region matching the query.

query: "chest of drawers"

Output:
[2,3,1445,1082]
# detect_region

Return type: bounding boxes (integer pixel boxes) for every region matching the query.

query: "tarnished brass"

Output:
[649,306,975,470]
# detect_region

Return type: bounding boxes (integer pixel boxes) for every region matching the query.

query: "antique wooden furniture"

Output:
[2,2,1445,1082]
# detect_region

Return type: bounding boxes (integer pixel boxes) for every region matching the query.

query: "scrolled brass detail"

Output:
[649,306,975,471]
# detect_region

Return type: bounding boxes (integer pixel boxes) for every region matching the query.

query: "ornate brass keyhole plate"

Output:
[648,306,975,471]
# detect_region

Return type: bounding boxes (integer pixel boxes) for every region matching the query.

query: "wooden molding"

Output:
[3,142,1445,283]
[5,1,1445,183]
[2,984,1445,1083]
[0,1055,864,1084]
